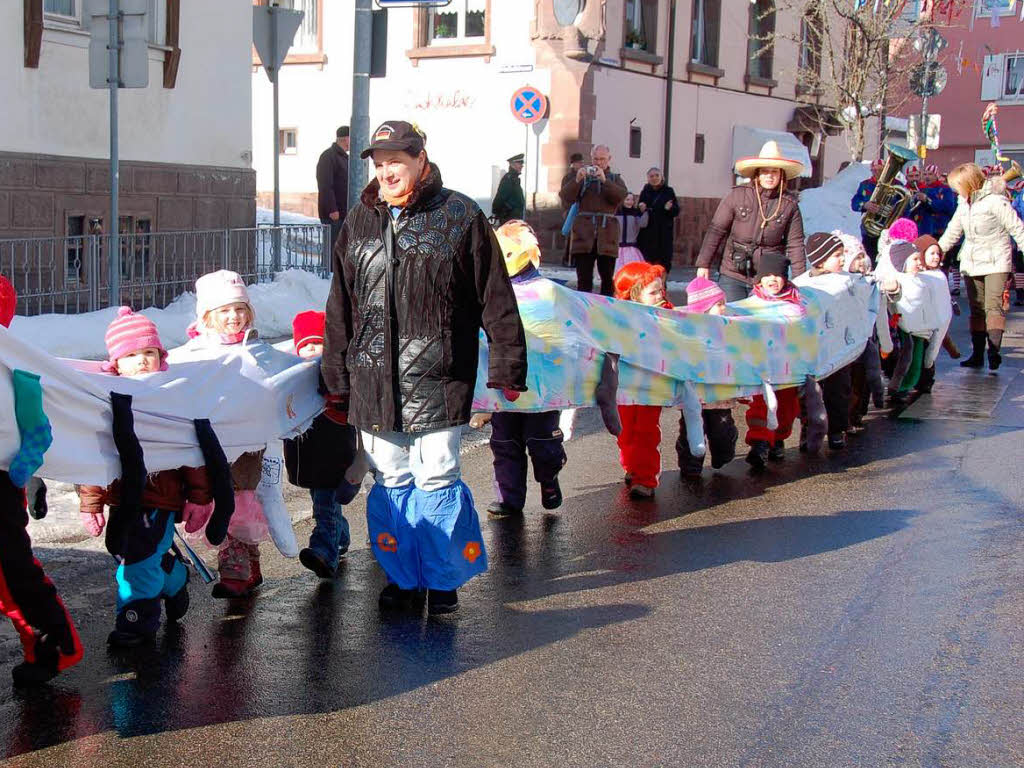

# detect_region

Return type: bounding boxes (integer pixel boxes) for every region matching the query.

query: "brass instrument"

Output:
[862,144,920,237]
[1002,160,1022,185]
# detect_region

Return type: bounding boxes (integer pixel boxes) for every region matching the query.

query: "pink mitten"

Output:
[80,511,105,537]
[183,501,215,534]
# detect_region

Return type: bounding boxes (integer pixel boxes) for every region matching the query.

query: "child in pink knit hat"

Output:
[78,307,213,647]
[171,269,267,599]
[683,275,727,315]
[676,276,737,477]
[101,307,168,374]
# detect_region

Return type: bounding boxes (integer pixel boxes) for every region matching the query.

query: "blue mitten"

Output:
[8,370,53,488]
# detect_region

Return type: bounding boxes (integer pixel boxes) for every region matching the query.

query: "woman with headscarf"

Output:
[695,141,806,302]
[636,167,679,272]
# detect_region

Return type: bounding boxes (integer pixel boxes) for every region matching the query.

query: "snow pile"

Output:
[257,206,320,226]
[8,269,332,359]
[799,162,871,237]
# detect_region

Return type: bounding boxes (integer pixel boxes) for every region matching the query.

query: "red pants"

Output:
[745,388,800,445]
[0,471,82,671]
[617,405,662,488]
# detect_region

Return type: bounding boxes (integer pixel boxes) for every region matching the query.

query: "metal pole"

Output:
[271,4,281,272]
[918,32,933,169]
[108,0,120,307]
[662,0,677,181]
[349,0,372,215]
[524,124,529,213]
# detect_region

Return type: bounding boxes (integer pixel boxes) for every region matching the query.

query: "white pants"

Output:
[360,427,463,492]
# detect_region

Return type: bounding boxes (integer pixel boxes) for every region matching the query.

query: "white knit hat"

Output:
[195,270,252,321]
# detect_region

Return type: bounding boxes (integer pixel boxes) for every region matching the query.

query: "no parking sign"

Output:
[511,86,548,125]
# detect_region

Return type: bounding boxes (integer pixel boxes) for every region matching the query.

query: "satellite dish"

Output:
[553,0,584,26]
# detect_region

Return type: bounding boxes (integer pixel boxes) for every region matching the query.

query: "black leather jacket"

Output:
[322,163,527,434]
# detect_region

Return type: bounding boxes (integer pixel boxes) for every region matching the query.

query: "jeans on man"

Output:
[717,274,752,302]
[309,486,353,562]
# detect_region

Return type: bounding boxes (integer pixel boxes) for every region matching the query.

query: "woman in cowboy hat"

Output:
[695,140,806,301]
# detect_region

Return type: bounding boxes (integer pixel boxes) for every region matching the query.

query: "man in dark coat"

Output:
[322,120,528,615]
[316,125,350,248]
[492,153,526,224]
[636,166,679,271]
[559,144,628,295]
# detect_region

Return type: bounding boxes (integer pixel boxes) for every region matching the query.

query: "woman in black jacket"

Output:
[636,168,680,271]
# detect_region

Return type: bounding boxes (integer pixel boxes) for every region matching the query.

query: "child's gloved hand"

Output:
[501,388,521,402]
[80,511,105,537]
[182,501,215,534]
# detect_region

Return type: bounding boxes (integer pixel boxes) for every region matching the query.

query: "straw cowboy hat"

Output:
[734,140,804,180]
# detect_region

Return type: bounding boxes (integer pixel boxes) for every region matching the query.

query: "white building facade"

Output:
[2,0,255,241]
[254,0,855,262]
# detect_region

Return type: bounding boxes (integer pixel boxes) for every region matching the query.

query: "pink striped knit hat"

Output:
[685,276,726,314]
[102,306,167,372]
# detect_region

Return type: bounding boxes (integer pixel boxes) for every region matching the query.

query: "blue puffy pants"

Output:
[362,428,487,591]
[114,508,187,635]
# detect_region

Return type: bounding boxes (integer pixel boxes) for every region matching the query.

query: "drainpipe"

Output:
[662,0,677,181]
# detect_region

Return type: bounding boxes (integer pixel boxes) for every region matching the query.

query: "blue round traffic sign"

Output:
[511,86,548,125]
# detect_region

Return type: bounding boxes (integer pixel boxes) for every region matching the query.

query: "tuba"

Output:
[862,144,920,237]
[1002,160,1022,185]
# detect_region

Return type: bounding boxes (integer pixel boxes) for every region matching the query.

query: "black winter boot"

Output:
[768,440,786,461]
[987,329,1003,371]
[540,480,563,510]
[746,440,769,471]
[960,332,986,368]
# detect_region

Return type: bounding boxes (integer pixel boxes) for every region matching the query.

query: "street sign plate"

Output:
[910,62,948,98]
[511,86,548,125]
[253,6,304,81]
[86,0,149,89]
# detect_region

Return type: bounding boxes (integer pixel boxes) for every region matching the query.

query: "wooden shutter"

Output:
[163,0,181,88]
[24,0,43,68]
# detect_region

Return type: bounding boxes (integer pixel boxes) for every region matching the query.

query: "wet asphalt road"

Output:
[1,313,1022,768]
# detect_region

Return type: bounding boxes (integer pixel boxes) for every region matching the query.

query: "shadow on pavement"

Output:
[0,544,649,757]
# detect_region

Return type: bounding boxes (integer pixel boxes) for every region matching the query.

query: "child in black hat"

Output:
[801,232,853,449]
[745,253,805,469]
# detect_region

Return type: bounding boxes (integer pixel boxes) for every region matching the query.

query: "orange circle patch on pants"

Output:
[376,532,398,553]
[462,541,482,563]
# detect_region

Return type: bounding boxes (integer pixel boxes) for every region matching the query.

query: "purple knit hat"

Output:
[685,276,726,314]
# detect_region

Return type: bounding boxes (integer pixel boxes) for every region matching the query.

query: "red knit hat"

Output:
[292,310,325,354]
[0,276,15,329]
[103,306,168,372]
[614,261,666,301]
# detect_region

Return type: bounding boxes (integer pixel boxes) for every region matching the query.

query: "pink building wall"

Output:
[906,16,1024,171]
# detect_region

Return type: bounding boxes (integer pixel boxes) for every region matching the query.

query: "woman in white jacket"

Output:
[939,163,1024,370]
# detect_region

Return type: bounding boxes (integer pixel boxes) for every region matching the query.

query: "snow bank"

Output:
[257,206,320,226]
[8,269,332,359]
[799,162,871,237]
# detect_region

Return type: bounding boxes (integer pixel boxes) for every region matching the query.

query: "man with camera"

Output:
[559,145,628,295]
[695,140,806,301]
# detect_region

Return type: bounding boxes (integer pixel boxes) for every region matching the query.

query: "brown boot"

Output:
[941,333,960,359]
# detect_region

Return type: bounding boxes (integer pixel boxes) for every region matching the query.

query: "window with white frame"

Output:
[275,0,319,52]
[981,53,1024,103]
[691,0,721,68]
[976,0,1014,17]
[43,0,77,18]
[427,0,486,45]
[1004,54,1024,101]
[43,0,166,45]
[279,128,298,155]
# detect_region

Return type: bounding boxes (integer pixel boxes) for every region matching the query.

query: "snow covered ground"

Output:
[799,162,870,237]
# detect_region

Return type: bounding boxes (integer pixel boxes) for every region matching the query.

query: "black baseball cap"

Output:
[360,120,427,159]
